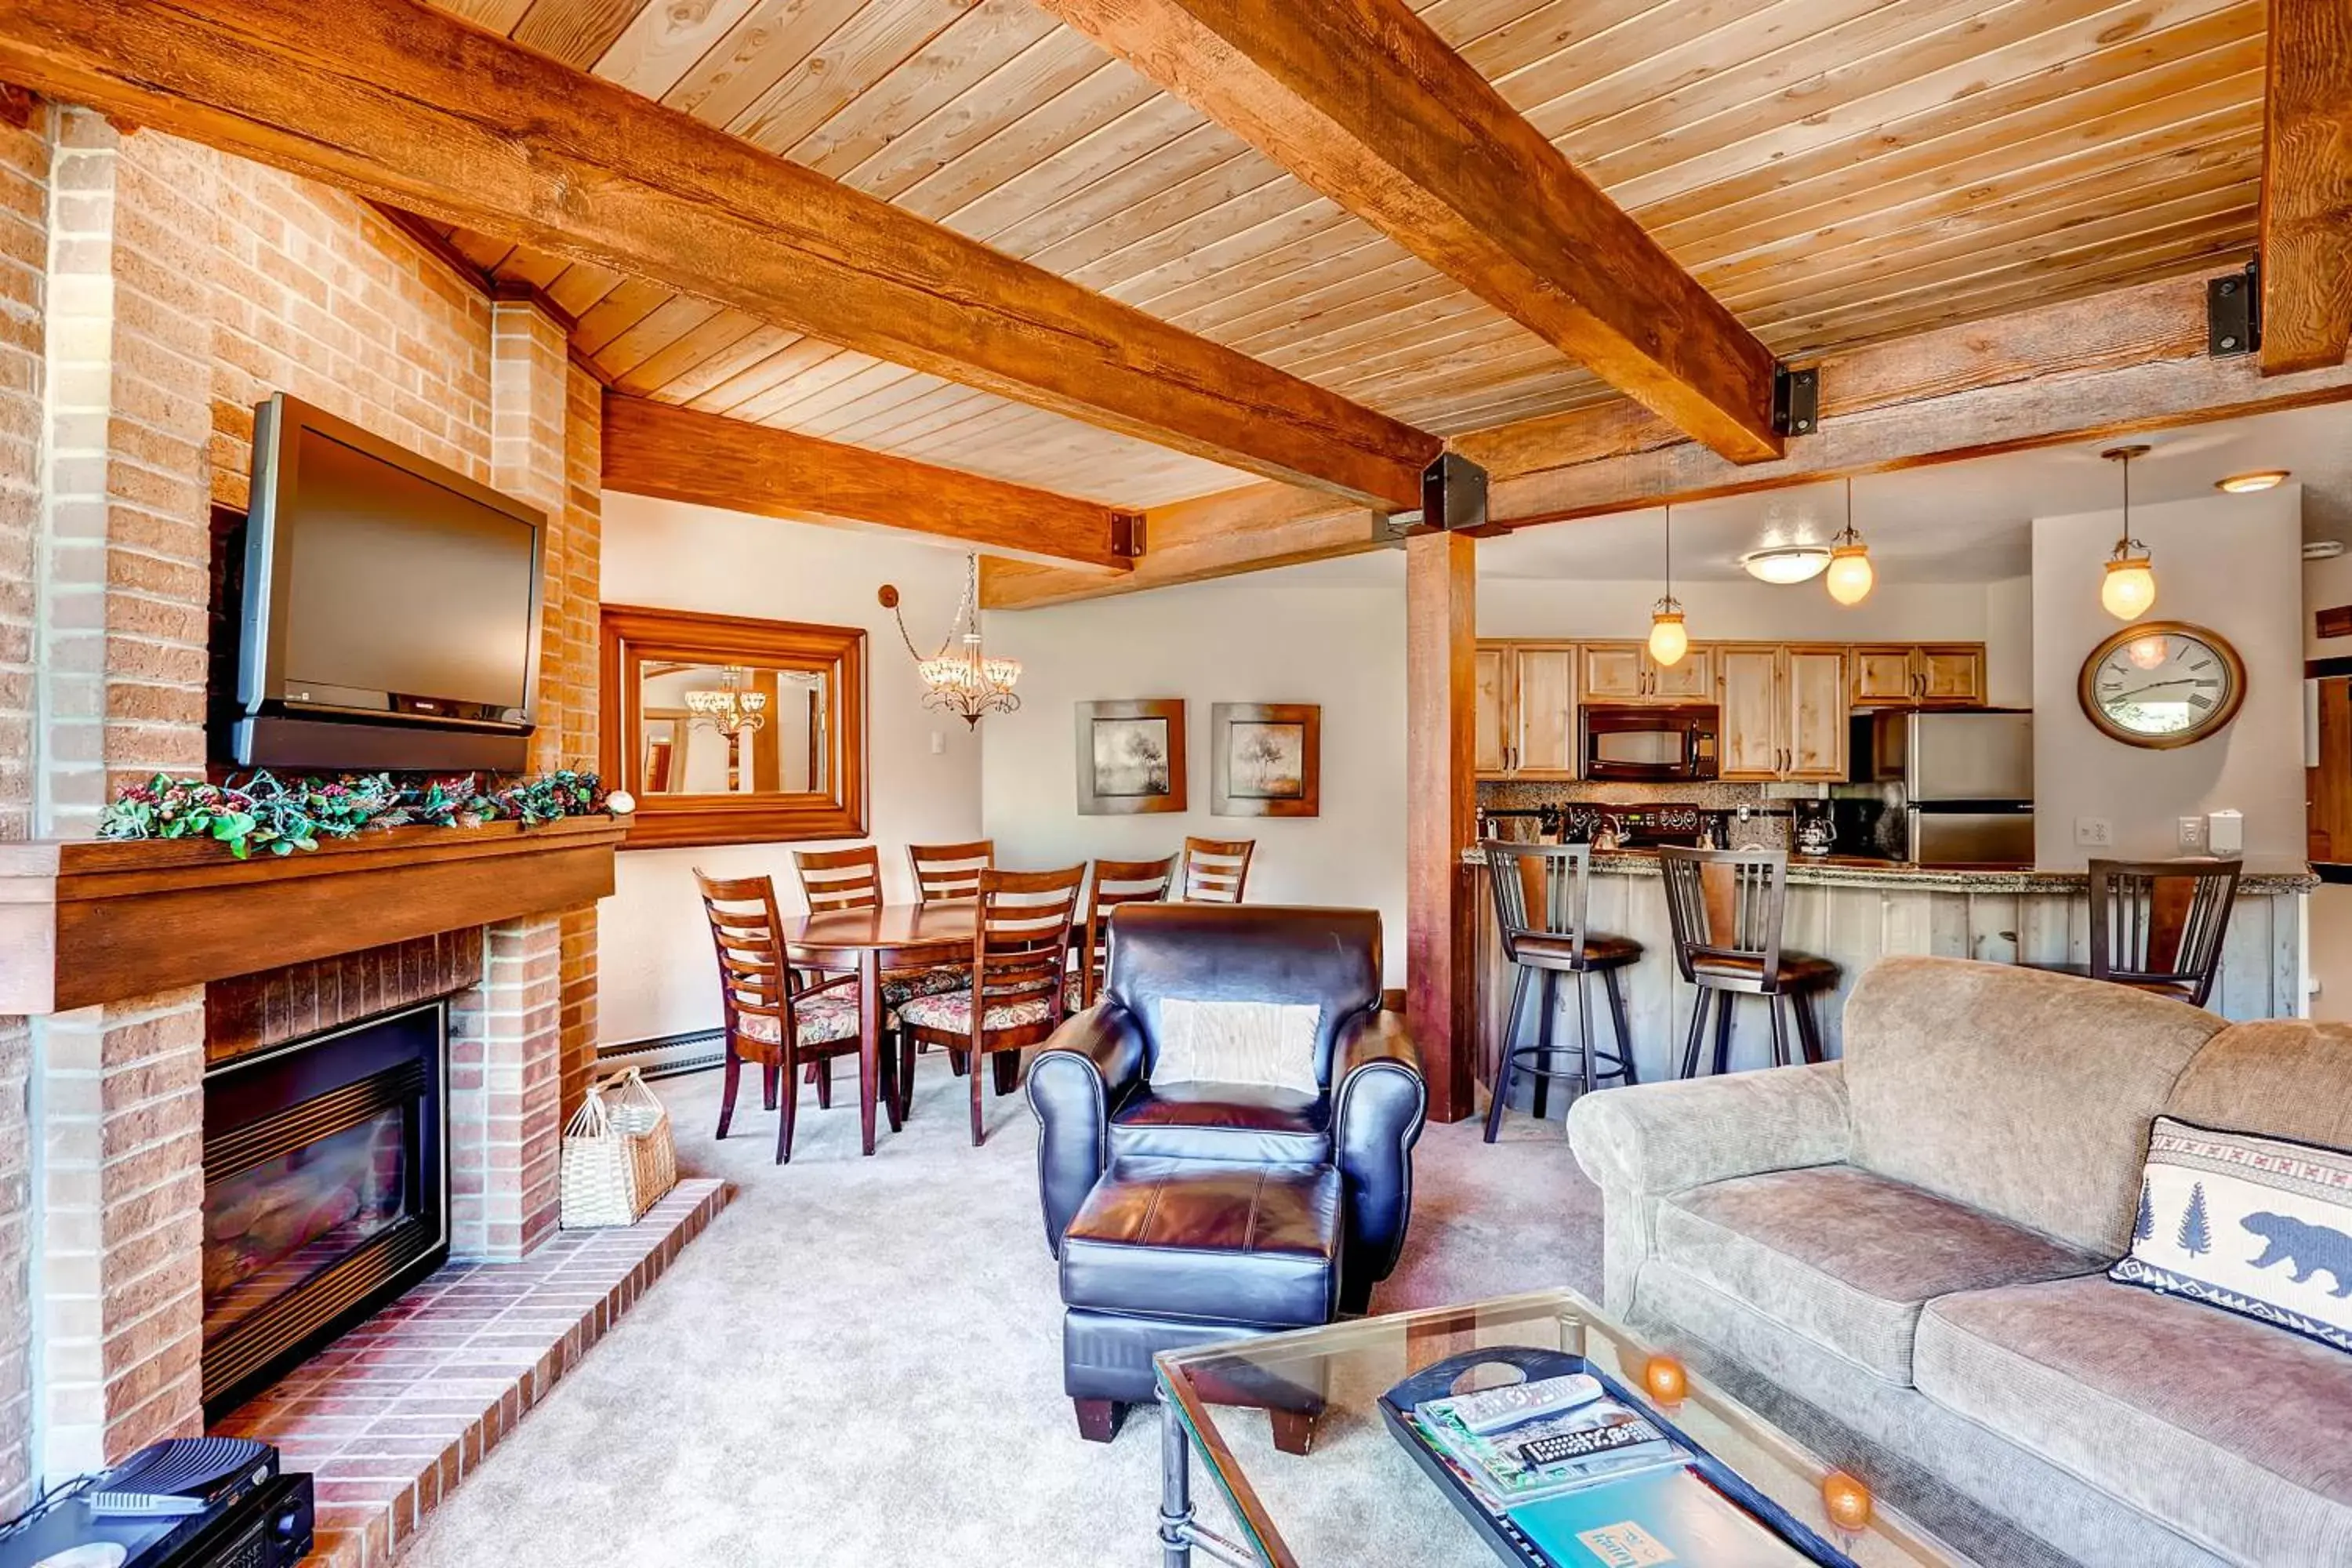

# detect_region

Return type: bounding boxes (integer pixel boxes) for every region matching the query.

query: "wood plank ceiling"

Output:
[421,0,2267,508]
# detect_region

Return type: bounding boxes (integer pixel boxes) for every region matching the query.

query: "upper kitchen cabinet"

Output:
[1719,644,1848,782]
[1581,641,1712,703]
[1475,641,1578,778]
[1849,643,1986,708]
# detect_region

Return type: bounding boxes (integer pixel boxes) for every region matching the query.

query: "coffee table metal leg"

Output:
[1160,1406,1192,1568]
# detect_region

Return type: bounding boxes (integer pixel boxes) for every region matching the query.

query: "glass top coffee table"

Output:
[1152,1287,1965,1568]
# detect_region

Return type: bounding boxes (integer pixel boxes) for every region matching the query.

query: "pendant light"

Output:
[2099,444,2156,622]
[1824,476,1875,606]
[1648,505,1689,666]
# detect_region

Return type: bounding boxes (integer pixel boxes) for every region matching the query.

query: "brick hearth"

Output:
[214,1182,729,1567]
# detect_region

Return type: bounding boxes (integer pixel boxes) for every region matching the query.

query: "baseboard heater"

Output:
[596,1028,725,1082]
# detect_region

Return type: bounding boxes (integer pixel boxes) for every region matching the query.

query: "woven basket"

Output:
[560,1069,677,1229]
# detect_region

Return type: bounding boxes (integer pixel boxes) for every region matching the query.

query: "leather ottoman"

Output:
[1058,1155,1342,1450]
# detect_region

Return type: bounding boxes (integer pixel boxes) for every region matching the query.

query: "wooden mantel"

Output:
[0,815,628,1014]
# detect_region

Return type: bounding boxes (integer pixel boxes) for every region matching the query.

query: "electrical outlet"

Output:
[2178,815,2207,852]
[2074,816,2114,848]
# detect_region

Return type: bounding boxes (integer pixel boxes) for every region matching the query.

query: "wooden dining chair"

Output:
[1179,837,1254,903]
[793,845,883,913]
[695,869,878,1163]
[895,865,1086,1145]
[1657,848,1838,1079]
[2070,857,2243,1007]
[1076,855,1178,1007]
[909,840,993,905]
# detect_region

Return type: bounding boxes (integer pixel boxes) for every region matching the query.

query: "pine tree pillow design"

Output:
[2110,1116,2352,1355]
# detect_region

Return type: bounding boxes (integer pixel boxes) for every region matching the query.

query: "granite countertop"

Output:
[1461,846,2318,895]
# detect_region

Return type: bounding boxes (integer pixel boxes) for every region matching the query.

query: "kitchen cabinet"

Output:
[1581,641,1712,703]
[1719,644,1848,781]
[1850,643,1987,708]
[1475,641,1578,777]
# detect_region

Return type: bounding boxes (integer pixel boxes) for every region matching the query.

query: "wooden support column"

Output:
[1405,461,1481,1123]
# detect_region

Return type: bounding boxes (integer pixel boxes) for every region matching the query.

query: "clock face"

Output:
[2079,622,2245,749]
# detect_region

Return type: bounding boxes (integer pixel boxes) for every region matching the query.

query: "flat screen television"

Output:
[227,394,545,772]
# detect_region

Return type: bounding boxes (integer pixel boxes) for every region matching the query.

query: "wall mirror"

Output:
[601,604,866,848]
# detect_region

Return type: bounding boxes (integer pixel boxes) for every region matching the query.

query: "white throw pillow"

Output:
[2109,1116,2352,1356]
[1151,998,1323,1098]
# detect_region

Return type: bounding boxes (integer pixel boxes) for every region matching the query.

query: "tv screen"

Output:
[232,395,544,771]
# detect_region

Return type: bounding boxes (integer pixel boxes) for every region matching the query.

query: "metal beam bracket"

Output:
[2208,260,2261,357]
[1109,511,1145,559]
[1772,365,1820,437]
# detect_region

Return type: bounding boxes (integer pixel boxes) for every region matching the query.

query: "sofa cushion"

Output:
[1916,1276,2352,1567]
[1840,956,2227,1255]
[1654,1163,2103,1385]
[2110,1117,2352,1355]
[1110,1081,1331,1166]
[1059,1156,1341,1328]
[2166,1018,2352,1152]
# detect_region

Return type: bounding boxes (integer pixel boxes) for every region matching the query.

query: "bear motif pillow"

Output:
[2110,1116,2352,1355]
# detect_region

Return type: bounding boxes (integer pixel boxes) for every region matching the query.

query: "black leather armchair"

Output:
[1028,904,1427,1316]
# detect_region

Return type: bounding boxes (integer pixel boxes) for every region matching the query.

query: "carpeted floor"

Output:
[400,1056,1601,1567]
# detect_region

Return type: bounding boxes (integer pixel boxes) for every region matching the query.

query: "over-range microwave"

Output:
[1580,704,1721,783]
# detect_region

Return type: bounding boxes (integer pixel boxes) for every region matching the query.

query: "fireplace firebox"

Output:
[201,1000,449,1418]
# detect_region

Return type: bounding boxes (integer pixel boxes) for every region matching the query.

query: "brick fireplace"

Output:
[0,97,618,1517]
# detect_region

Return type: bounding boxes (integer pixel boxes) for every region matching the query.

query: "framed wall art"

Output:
[1076,699,1187,815]
[1211,703,1319,818]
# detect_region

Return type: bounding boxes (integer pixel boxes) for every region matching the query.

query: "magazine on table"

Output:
[1407,1372,1690,1510]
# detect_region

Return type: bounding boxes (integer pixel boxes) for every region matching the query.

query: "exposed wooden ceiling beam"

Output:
[0,0,1439,510]
[603,395,1135,572]
[985,273,2352,606]
[982,483,1378,608]
[2259,0,2352,375]
[1031,0,1783,466]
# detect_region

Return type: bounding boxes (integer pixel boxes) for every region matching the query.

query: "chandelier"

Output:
[683,667,768,737]
[879,554,1020,727]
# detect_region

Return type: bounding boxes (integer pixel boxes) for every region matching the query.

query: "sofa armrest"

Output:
[1565,1062,1851,1316]
[1025,1004,1149,1258]
[1330,1008,1428,1312]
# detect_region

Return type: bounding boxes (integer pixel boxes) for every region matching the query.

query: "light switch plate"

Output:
[2075,817,2114,848]
[2178,815,2207,852]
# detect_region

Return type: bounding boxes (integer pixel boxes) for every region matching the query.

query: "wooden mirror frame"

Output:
[600,604,867,849]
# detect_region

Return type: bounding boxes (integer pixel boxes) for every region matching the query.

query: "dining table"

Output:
[778,901,980,1155]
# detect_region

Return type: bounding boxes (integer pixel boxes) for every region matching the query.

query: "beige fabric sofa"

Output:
[1566,956,2352,1568]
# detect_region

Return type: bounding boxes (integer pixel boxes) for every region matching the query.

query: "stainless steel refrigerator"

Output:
[1860,709,2034,865]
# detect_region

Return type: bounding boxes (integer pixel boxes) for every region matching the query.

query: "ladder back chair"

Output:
[895,866,1087,1145]
[1480,843,1641,1142]
[793,845,883,913]
[2085,857,2242,1007]
[1076,855,1178,1008]
[909,840,993,905]
[694,870,876,1163]
[1180,837,1254,903]
[1657,848,1837,1080]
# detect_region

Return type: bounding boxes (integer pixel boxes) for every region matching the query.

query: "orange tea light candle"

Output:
[1822,1470,1873,1532]
[1640,1354,1687,1406]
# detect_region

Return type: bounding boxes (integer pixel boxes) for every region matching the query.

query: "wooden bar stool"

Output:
[1480,842,1641,1143]
[1657,847,1836,1078]
[1076,855,1178,1007]
[1179,837,1254,903]
[2027,857,2242,1006]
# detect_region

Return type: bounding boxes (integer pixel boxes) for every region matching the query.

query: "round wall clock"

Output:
[2078,621,2247,749]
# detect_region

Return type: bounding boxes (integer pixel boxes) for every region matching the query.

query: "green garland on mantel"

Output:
[96,768,615,860]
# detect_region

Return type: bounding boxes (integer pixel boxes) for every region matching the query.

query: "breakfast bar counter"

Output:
[1465,849,2314,1083]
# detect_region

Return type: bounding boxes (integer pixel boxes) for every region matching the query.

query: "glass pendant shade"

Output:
[1648,603,1689,666]
[2101,554,2157,621]
[1824,545,1874,605]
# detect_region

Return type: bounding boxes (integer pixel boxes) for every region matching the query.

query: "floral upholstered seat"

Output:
[735,990,861,1047]
[895,978,1083,1036]
[881,967,971,1007]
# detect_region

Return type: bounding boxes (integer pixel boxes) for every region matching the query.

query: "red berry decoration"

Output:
[1641,1354,1687,1406]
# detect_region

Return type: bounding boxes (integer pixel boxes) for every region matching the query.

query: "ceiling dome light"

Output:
[2099,445,2156,622]
[2216,470,2289,494]
[1740,545,1832,584]
[1824,477,1873,606]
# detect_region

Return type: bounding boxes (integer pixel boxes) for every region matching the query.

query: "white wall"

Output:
[596,495,983,1044]
[979,566,1410,983]
[1984,575,2034,707]
[2031,487,2304,866]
